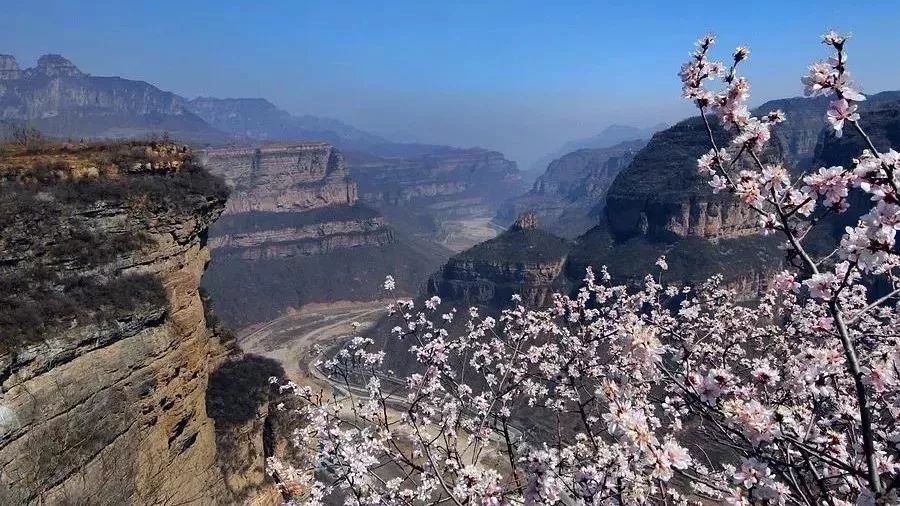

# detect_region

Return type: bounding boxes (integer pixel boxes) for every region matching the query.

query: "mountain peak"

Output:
[513,211,539,230]
[0,54,23,80]
[35,54,84,77]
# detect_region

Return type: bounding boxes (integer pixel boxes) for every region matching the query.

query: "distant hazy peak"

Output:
[33,54,85,78]
[0,54,23,80]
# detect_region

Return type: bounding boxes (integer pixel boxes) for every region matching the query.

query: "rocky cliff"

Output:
[0,140,275,504]
[346,147,525,252]
[754,96,829,169]
[499,139,645,238]
[428,213,570,308]
[201,143,446,327]
[603,117,781,242]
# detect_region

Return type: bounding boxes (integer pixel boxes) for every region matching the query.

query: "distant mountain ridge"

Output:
[182,97,388,150]
[0,54,228,143]
[499,139,646,238]
[0,53,388,149]
[529,123,667,176]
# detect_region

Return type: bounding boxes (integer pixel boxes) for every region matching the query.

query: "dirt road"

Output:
[238,300,389,386]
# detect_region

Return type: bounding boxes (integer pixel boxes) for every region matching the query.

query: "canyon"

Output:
[499,139,646,238]
[427,93,900,311]
[345,146,525,252]
[199,143,447,328]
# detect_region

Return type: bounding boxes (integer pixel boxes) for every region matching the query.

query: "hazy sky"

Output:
[4,1,900,168]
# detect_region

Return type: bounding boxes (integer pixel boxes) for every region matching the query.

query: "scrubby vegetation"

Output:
[0,137,228,352]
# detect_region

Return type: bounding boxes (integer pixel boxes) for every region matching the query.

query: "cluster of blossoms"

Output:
[265,33,899,505]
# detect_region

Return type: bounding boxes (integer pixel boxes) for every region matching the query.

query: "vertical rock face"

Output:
[0,142,245,504]
[754,96,830,169]
[201,143,442,327]
[206,143,358,214]
[499,140,645,238]
[604,117,780,241]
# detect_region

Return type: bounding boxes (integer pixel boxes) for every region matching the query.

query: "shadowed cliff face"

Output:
[201,143,447,327]
[0,141,262,504]
[604,117,782,242]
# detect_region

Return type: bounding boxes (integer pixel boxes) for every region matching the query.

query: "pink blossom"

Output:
[709,174,729,193]
[803,166,852,207]
[826,99,859,137]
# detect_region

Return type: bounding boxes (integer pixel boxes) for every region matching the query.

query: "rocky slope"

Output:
[346,147,525,252]
[499,139,645,238]
[200,143,447,327]
[0,140,279,504]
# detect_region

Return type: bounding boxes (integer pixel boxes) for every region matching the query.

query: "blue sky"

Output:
[4,1,900,168]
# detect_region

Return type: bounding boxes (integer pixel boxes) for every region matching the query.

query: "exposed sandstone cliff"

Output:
[201,143,445,327]
[0,141,271,504]
[604,117,781,242]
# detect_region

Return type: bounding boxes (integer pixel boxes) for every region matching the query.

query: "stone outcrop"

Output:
[30,54,85,78]
[0,141,272,504]
[201,143,444,327]
[205,144,358,214]
[500,140,645,237]
[202,143,387,259]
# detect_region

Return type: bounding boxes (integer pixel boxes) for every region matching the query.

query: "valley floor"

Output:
[437,216,506,252]
[237,300,389,387]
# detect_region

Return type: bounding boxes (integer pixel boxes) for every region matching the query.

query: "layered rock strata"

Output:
[201,143,442,327]
[346,147,524,251]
